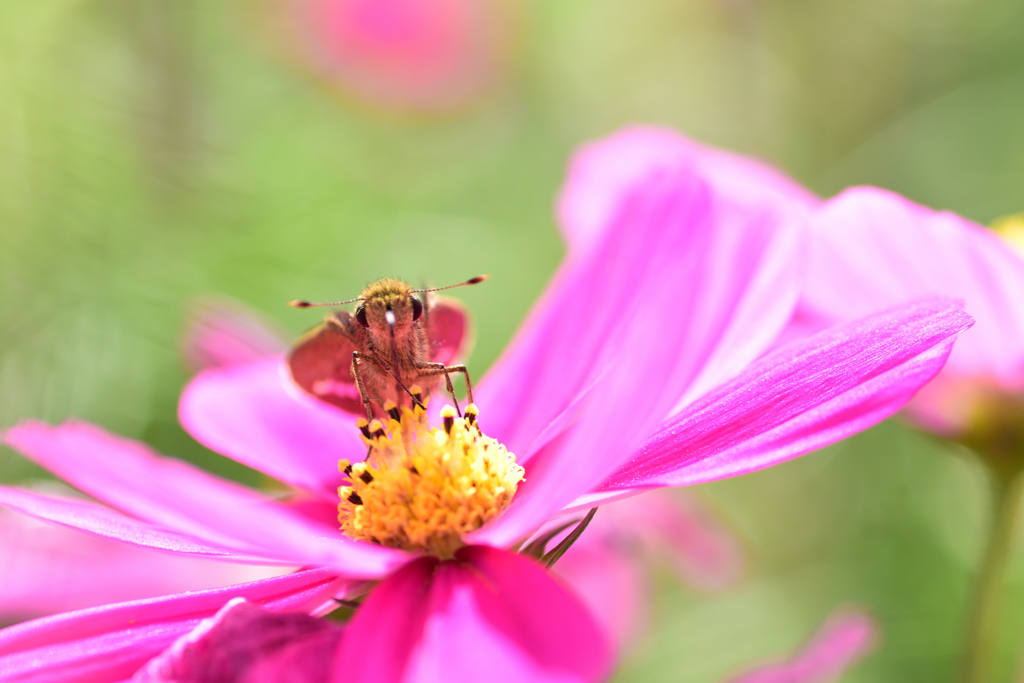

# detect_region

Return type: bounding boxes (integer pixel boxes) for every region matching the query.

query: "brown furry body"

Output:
[288,278,475,418]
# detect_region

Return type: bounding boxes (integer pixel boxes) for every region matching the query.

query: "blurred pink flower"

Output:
[553,489,744,652]
[273,0,515,114]
[727,608,877,683]
[182,297,289,373]
[0,127,972,681]
[790,187,1024,438]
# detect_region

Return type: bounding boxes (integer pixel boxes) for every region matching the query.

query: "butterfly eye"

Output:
[410,296,423,321]
[355,305,369,328]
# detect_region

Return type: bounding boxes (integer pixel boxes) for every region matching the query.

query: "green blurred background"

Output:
[1,0,1024,680]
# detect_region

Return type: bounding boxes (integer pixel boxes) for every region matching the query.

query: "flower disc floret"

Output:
[338,399,524,558]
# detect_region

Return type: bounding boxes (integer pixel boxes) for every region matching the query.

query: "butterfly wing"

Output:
[424,295,472,366]
[287,312,365,414]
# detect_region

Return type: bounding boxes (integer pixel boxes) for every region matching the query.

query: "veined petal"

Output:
[803,186,1024,389]
[335,546,612,683]
[602,298,973,489]
[2,421,407,577]
[0,507,283,621]
[0,568,346,683]
[472,159,805,546]
[179,358,364,499]
[0,486,257,561]
[726,609,877,683]
[478,128,807,459]
[134,598,343,683]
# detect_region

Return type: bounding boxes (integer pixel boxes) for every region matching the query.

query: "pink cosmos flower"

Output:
[270,0,515,114]
[0,126,973,682]
[726,608,877,683]
[184,295,748,653]
[186,294,748,653]
[788,187,1024,438]
[182,297,291,374]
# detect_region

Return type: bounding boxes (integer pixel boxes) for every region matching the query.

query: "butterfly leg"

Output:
[353,351,426,412]
[416,363,475,416]
[350,352,377,423]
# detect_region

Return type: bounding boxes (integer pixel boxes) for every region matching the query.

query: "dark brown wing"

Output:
[424,296,472,366]
[287,312,365,413]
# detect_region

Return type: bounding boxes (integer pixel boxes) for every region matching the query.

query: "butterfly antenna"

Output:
[289,296,364,308]
[411,275,490,294]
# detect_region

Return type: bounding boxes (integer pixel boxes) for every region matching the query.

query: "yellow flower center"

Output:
[337,397,525,558]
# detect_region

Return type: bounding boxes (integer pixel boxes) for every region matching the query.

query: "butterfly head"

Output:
[354,278,423,336]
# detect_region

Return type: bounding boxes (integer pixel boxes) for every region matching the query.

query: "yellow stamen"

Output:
[338,400,524,558]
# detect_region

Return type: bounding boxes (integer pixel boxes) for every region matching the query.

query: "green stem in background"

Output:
[962,469,1024,683]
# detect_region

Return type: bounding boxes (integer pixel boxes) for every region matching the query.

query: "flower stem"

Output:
[962,469,1024,683]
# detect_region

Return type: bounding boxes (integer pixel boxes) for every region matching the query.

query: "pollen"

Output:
[337,400,524,558]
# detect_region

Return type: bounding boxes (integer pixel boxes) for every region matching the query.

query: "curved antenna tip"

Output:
[288,296,364,308]
[411,274,491,295]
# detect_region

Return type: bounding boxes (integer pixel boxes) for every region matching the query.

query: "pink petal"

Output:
[0,485,257,560]
[0,506,284,621]
[802,187,1024,403]
[601,298,972,489]
[182,296,288,373]
[331,556,435,683]
[335,546,612,683]
[552,541,648,655]
[134,598,343,683]
[2,421,407,577]
[556,125,818,254]
[479,127,806,457]
[472,153,805,546]
[0,568,346,683]
[179,358,365,499]
[727,608,877,683]
[555,127,820,408]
